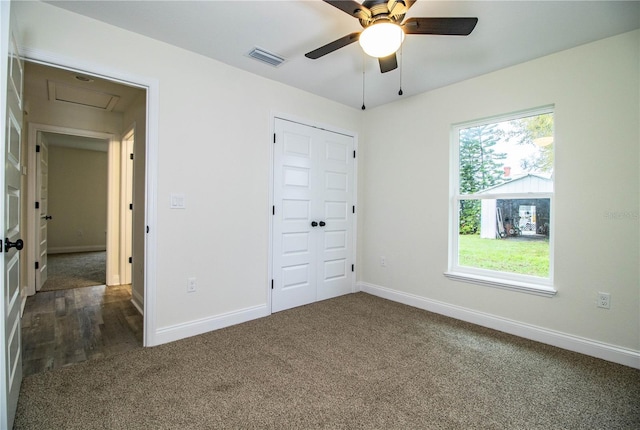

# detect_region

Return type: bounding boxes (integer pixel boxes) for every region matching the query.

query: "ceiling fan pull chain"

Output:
[398,44,404,96]
[361,52,366,110]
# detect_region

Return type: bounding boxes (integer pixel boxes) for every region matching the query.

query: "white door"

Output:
[120,130,134,285]
[1,5,24,427]
[35,132,49,290]
[272,118,355,312]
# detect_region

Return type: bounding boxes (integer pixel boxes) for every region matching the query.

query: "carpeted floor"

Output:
[40,251,106,292]
[14,293,640,429]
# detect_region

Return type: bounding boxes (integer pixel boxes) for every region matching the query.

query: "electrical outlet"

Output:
[380,256,386,267]
[187,277,197,293]
[597,292,610,309]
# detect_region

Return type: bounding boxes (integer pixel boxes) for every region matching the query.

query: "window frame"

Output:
[446,106,556,297]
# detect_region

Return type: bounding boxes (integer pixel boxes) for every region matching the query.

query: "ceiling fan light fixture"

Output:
[359,22,405,58]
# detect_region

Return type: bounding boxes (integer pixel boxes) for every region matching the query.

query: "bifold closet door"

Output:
[272,118,354,313]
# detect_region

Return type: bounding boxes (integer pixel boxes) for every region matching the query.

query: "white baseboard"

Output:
[48,245,106,254]
[358,281,640,369]
[131,290,144,316]
[154,304,270,346]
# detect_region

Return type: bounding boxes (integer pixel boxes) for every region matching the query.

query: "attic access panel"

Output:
[47,80,120,111]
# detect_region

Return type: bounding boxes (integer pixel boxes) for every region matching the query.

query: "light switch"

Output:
[170,193,186,209]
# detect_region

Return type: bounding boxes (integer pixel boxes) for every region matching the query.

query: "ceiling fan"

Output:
[305,0,478,73]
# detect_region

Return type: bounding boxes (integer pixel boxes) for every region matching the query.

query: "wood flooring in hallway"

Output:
[21,284,143,377]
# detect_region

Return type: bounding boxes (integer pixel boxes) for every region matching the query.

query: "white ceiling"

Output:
[45,1,640,109]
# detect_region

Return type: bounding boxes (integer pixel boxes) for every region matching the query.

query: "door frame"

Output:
[268,112,359,313]
[20,49,159,347]
[120,126,135,287]
[26,124,118,293]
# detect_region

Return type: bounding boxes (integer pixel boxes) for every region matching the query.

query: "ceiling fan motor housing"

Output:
[358,0,407,27]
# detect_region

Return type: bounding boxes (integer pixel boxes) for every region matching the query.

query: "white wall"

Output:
[360,30,639,357]
[14,1,363,338]
[47,145,108,253]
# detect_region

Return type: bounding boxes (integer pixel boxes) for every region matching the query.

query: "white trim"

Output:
[444,271,557,297]
[48,245,106,254]
[26,123,116,294]
[154,305,269,346]
[106,136,120,286]
[358,281,640,369]
[449,106,556,291]
[21,47,159,348]
[119,126,134,286]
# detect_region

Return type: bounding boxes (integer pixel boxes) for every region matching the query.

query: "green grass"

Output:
[458,234,549,278]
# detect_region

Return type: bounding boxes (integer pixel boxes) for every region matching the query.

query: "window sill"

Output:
[444,271,557,297]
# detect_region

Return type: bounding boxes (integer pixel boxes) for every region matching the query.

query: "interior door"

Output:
[272,118,354,312]
[1,5,24,427]
[121,131,134,285]
[35,132,49,290]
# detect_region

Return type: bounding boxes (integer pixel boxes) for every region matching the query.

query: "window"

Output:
[446,107,555,296]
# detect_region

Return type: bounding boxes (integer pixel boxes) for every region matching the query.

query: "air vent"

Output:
[248,47,286,67]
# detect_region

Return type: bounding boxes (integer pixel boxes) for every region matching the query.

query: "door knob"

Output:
[319,221,326,227]
[5,238,23,252]
[311,221,318,227]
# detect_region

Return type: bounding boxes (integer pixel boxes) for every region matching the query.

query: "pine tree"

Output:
[458,124,506,234]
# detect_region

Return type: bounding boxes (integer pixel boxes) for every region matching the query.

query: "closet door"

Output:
[272,118,354,313]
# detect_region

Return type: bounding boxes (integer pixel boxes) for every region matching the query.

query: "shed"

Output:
[479,174,553,239]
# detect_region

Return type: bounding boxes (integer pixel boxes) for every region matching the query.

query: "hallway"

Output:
[21,284,142,377]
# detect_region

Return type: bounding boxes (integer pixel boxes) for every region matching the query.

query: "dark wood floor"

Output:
[21,284,143,377]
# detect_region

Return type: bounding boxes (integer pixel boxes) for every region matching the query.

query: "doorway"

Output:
[21,60,148,371]
[32,130,111,293]
[271,117,357,312]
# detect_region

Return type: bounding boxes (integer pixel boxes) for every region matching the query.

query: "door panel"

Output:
[316,131,353,301]
[2,7,23,426]
[36,133,49,290]
[272,118,354,312]
[272,121,317,312]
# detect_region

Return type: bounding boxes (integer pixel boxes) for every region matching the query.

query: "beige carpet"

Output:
[40,251,106,292]
[15,293,640,429]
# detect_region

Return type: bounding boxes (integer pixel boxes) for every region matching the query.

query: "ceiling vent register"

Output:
[248,47,286,67]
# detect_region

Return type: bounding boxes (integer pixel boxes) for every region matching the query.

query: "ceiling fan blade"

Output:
[305,32,361,59]
[378,54,398,73]
[403,17,478,36]
[323,0,372,21]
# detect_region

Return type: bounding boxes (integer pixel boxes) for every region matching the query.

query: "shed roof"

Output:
[479,174,553,194]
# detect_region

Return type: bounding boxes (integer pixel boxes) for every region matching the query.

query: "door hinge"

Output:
[352,205,355,214]
[130,153,134,160]
[129,203,133,210]
[272,205,275,215]
[128,256,132,264]
[35,261,39,270]
[36,145,40,153]
[353,150,356,159]
[351,264,354,272]
[271,279,274,290]
[35,201,40,209]
[146,225,150,233]
[273,133,276,143]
